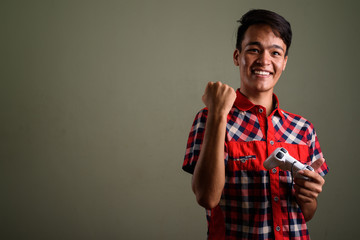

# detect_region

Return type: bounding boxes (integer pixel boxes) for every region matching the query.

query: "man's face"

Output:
[233,24,288,95]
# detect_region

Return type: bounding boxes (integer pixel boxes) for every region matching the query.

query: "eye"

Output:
[272,49,285,57]
[272,51,281,56]
[247,48,259,53]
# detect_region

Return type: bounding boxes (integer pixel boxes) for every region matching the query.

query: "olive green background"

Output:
[1,0,359,239]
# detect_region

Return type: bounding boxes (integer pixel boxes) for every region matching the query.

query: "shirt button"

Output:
[269,140,274,145]
[272,168,277,174]
[276,226,281,232]
[259,108,263,113]
[274,196,279,202]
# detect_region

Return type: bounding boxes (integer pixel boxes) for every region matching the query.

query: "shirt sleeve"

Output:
[182,108,208,174]
[307,125,329,177]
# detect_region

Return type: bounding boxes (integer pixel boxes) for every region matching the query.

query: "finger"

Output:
[294,185,312,202]
[296,195,313,203]
[294,184,319,201]
[294,190,315,203]
[225,85,235,94]
[202,82,213,104]
[294,178,323,197]
[310,157,325,171]
[205,81,214,92]
[294,180,322,194]
[296,170,325,185]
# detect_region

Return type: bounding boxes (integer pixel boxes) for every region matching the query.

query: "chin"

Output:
[251,83,275,93]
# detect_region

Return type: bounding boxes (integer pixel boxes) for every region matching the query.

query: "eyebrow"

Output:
[246,41,285,52]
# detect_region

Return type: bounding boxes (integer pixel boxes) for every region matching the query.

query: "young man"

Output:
[183,9,329,239]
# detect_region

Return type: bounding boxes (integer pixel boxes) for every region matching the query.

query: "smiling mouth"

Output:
[252,70,272,76]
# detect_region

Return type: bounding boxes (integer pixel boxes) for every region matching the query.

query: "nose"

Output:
[256,51,271,65]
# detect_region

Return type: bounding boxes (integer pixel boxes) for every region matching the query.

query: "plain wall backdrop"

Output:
[1,0,360,239]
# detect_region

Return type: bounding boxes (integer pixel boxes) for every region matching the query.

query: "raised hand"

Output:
[202,81,236,117]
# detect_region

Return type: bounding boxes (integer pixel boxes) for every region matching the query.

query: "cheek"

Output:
[240,57,247,67]
[241,56,252,70]
[275,61,286,73]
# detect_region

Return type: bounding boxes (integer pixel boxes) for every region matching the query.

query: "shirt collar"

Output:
[233,88,284,118]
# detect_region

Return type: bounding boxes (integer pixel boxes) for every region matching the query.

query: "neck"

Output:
[240,89,274,116]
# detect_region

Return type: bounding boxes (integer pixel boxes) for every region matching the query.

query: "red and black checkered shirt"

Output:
[183,89,329,240]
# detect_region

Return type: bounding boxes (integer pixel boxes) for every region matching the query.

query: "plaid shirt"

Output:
[183,89,329,240]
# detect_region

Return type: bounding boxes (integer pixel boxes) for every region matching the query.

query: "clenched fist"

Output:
[202,82,236,117]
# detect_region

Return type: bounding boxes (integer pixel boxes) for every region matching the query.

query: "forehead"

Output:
[242,24,286,50]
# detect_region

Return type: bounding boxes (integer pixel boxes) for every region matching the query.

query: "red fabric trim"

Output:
[208,205,225,240]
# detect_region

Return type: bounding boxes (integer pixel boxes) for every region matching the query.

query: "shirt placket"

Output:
[256,106,283,239]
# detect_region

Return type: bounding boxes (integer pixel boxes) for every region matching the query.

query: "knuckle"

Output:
[313,185,322,194]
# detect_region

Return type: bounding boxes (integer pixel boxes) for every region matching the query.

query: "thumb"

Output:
[310,157,325,171]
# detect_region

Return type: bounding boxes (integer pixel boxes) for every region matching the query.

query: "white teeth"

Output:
[254,70,270,76]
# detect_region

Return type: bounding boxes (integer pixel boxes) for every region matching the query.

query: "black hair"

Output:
[236,9,292,56]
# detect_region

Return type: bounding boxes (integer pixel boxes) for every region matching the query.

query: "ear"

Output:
[282,56,288,71]
[233,49,240,66]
